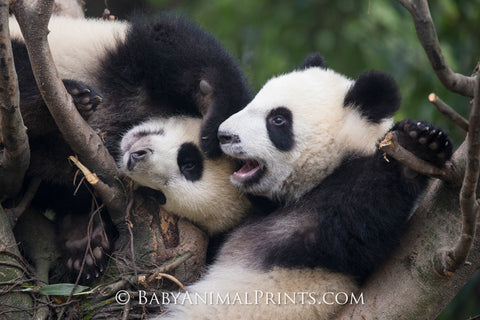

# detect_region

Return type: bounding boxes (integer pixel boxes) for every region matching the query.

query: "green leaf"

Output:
[37,283,90,296]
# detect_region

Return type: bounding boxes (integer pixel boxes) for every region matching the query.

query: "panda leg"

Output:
[62,79,104,119]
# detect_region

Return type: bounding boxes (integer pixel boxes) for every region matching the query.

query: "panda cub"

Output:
[155,54,453,320]
[119,116,251,235]
[8,15,251,280]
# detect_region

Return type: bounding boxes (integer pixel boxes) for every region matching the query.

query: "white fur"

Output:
[219,67,392,202]
[119,117,250,235]
[154,264,357,320]
[9,16,128,86]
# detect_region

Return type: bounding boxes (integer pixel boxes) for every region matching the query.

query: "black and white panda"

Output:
[118,116,251,235]
[154,54,453,320]
[8,15,251,280]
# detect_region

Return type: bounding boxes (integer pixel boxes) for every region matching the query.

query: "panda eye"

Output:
[181,162,196,173]
[270,115,286,126]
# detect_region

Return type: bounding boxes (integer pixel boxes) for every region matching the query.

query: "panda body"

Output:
[119,116,251,235]
[9,17,129,88]
[156,55,453,320]
[9,15,251,280]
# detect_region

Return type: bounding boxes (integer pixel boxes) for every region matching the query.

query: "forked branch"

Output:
[396,0,475,97]
[434,75,480,276]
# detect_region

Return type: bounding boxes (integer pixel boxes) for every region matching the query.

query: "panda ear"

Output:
[343,70,401,123]
[299,53,327,70]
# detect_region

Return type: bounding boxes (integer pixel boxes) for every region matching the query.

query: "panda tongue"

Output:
[234,160,260,179]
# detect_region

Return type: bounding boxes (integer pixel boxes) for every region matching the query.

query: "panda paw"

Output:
[391,119,453,168]
[64,220,112,282]
[63,79,103,118]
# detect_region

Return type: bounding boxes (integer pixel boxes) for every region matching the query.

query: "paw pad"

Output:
[63,79,104,118]
[392,119,453,168]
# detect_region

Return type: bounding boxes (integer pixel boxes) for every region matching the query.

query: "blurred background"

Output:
[83,1,480,319]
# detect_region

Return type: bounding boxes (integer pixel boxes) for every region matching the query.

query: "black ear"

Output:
[300,53,327,70]
[343,70,401,123]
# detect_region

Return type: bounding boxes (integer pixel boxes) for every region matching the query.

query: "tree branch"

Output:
[378,131,459,183]
[434,75,480,276]
[396,0,475,97]
[10,0,126,221]
[428,93,469,132]
[0,0,30,200]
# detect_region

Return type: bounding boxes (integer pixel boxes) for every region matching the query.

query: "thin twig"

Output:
[396,0,475,97]
[69,156,125,223]
[379,131,459,183]
[0,0,30,200]
[428,93,469,132]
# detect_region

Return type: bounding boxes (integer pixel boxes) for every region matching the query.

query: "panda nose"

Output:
[218,131,241,145]
[127,149,152,170]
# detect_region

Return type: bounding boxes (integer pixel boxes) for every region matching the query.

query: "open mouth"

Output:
[232,159,266,185]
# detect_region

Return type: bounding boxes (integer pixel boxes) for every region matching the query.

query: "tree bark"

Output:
[0,205,34,320]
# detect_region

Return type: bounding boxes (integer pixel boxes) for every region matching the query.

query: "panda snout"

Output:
[127,149,152,171]
[218,131,241,145]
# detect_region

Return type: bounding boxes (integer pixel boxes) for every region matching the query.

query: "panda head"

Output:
[218,54,401,203]
[119,116,250,235]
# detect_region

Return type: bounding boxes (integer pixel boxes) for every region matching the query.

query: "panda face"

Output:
[119,117,250,234]
[218,66,395,202]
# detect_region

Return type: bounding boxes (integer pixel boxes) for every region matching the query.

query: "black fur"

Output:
[300,53,327,70]
[93,15,252,159]
[11,15,251,282]
[177,143,204,182]
[233,120,452,283]
[266,107,294,152]
[344,70,401,123]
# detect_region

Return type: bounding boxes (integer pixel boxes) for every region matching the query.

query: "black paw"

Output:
[60,212,116,283]
[392,119,453,168]
[63,79,103,118]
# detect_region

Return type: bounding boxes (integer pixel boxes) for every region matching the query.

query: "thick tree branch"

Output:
[428,93,469,132]
[434,75,480,276]
[396,0,475,97]
[0,0,30,200]
[10,0,126,221]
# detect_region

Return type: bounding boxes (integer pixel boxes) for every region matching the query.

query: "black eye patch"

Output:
[266,107,294,151]
[177,143,204,182]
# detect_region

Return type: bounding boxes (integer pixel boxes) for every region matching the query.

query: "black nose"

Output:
[218,131,241,145]
[127,149,151,170]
